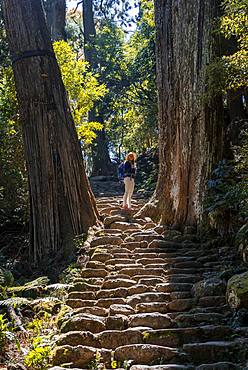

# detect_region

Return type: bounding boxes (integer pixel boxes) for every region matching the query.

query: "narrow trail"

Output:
[49,194,248,370]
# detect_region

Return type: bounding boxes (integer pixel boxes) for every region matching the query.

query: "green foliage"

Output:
[105,0,157,158]
[0,268,14,287]
[89,350,102,370]
[0,314,9,351]
[220,0,248,90]
[24,342,51,370]
[205,58,227,102]
[7,276,49,294]
[205,130,248,234]
[0,66,28,227]
[53,40,106,144]
[135,149,158,193]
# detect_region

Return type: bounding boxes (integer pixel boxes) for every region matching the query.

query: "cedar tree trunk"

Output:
[2,0,99,263]
[45,0,66,41]
[137,0,224,226]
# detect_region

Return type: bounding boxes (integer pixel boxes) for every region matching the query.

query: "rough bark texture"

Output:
[82,0,114,177]
[2,0,99,263]
[138,0,224,226]
[45,0,66,41]
[82,0,96,67]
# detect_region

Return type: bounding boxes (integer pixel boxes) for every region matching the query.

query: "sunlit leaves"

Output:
[105,0,157,157]
[53,40,107,143]
[220,0,248,90]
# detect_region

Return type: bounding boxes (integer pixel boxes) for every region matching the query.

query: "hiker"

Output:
[121,152,136,210]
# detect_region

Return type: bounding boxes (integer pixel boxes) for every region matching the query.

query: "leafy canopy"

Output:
[220,0,248,90]
[53,40,107,144]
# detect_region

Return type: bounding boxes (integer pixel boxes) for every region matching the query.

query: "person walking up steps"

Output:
[122,152,136,210]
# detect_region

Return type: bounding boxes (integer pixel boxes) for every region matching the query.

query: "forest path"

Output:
[49,196,247,370]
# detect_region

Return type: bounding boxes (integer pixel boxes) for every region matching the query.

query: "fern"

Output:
[32,297,61,305]
[0,297,31,307]
[0,268,14,287]
[46,283,73,291]
[8,276,50,293]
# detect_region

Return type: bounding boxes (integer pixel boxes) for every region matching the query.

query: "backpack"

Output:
[118,162,125,181]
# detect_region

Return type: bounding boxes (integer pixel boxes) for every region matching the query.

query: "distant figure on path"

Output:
[122,152,136,210]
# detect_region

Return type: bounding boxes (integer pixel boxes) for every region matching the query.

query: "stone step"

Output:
[174,312,226,327]
[96,287,129,299]
[163,275,201,283]
[131,274,166,282]
[142,325,233,348]
[68,291,96,300]
[156,283,193,293]
[109,304,135,315]
[119,267,165,277]
[170,292,192,300]
[198,296,226,308]
[137,258,168,265]
[195,363,241,370]
[86,260,106,269]
[113,263,144,270]
[105,314,129,330]
[144,263,169,269]
[73,306,108,317]
[69,282,101,293]
[72,277,103,285]
[91,236,123,247]
[96,228,123,235]
[129,235,164,243]
[104,273,131,281]
[105,258,135,265]
[56,331,99,347]
[183,340,248,364]
[165,268,198,275]
[197,254,219,263]
[128,313,172,329]
[97,328,144,349]
[121,241,148,250]
[138,277,166,286]
[66,299,97,309]
[101,278,136,289]
[80,268,108,278]
[135,302,169,314]
[114,344,178,364]
[91,252,114,262]
[172,261,201,268]
[111,248,133,255]
[130,366,194,370]
[126,292,170,307]
[60,313,106,333]
[97,297,126,308]
[167,298,196,312]
[52,345,111,368]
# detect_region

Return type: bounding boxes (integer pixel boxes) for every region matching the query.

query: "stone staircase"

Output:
[49,196,248,370]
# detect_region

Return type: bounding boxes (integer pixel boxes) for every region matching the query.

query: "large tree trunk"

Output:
[82,0,114,177]
[138,0,224,226]
[91,115,116,176]
[2,0,99,263]
[45,0,66,41]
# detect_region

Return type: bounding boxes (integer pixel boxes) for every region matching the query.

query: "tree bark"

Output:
[2,0,99,263]
[82,0,96,67]
[82,0,114,177]
[45,0,66,41]
[137,0,224,226]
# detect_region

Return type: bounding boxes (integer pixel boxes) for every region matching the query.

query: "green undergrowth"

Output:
[0,254,85,368]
